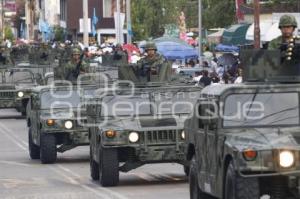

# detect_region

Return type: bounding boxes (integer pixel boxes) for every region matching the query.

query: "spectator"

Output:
[199,70,211,87]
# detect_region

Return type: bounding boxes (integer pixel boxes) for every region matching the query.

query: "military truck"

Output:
[27,84,97,164]
[87,60,202,186]
[0,68,38,115]
[186,48,300,199]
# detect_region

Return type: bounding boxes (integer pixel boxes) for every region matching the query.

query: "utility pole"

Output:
[198,0,202,65]
[116,0,122,44]
[254,0,260,49]
[83,0,89,47]
[1,0,4,40]
[126,0,132,44]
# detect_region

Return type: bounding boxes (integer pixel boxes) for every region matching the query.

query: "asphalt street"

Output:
[0,109,189,199]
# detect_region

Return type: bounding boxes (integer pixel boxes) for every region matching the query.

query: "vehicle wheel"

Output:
[225,162,260,199]
[28,128,40,159]
[184,165,190,176]
[90,145,99,180]
[40,133,57,164]
[99,146,119,187]
[189,158,210,199]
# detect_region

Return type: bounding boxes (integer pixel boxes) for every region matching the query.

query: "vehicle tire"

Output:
[40,133,57,164]
[224,162,260,199]
[28,128,40,159]
[99,146,119,187]
[189,158,210,199]
[90,145,99,180]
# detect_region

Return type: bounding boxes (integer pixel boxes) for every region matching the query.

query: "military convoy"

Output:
[2,37,300,198]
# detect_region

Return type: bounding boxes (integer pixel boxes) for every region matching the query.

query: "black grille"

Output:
[0,91,14,98]
[145,130,177,143]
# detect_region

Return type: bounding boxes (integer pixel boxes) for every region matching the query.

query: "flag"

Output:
[92,8,99,37]
[127,22,133,36]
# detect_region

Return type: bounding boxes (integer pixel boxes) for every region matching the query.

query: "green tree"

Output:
[4,27,14,41]
[53,26,65,42]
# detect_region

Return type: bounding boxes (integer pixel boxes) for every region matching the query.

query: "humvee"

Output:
[87,62,202,187]
[0,68,38,115]
[186,49,300,199]
[27,84,97,164]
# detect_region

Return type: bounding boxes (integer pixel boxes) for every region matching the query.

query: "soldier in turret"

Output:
[135,42,171,82]
[64,48,89,81]
[268,14,298,49]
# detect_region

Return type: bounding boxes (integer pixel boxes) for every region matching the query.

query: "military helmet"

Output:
[279,14,298,28]
[72,48,81,55]
[144,42,157,51]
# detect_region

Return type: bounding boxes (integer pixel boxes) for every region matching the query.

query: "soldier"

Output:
[135,42,171,82]
[268,14,298,49]
[64,48,88,82]
[0,45,12,65]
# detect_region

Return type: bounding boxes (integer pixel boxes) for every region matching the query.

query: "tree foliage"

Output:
[130,0,298,40]
[53,26,65,42]
[131,0,236,40]
[4,27,14,41]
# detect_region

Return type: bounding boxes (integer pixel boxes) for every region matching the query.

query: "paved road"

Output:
[0,109,189,199]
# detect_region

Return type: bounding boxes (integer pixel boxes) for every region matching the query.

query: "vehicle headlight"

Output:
[18,91,24,98]
[181,130,185,139]
[279,151,294,168]
[129,132,139,143]
[64,120,73,129]
[46,119,55,126]
[105,130,117,138]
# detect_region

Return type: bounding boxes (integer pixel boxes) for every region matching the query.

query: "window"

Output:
[223,93,299,127]
[60,0,66,21]
[103,0,126,18]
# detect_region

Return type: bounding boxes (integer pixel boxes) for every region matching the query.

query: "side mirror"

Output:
[199,101,218,125]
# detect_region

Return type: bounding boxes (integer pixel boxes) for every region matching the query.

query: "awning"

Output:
[246,20,281,42]
[207,29,225,44]
[222,23,251,45]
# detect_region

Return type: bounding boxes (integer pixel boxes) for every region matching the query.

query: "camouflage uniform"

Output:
[268,36,283,50]
[135,42,171,82]
[54,48,88,81]
[268,15,298,50]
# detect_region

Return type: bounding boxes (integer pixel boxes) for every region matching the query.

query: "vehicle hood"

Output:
[16,84,37,90]
[40,108,86,120]
[99,116,187,131]
[0,84,15,90]
[225,127,300,151]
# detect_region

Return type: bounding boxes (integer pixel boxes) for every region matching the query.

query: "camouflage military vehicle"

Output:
[26,84,97,164]
[87,61,202,187]
[0,68,38,115]
[186,48,300,199]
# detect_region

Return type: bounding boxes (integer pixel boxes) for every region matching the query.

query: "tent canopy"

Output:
[222,23,251,45]
[246,20,281,42]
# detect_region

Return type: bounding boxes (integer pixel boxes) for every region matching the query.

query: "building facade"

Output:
[60,0,128,44]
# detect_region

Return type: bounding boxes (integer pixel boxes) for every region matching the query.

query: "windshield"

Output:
[101,94,151,117]
[100,89,197,117]
[4,71,34,84]
[154,90,196,115]
[223,93,299,127]
[41,89,95,109]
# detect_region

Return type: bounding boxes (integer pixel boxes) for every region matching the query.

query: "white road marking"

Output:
[0,126,27,150]
[0,122,28,147]
[0,160,32,167]
[53,164,130,199]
